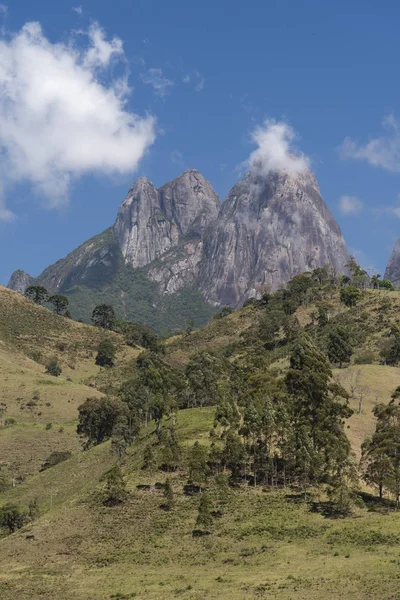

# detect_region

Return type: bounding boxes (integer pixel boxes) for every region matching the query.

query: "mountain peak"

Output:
[7,269,32,294]
[384,239,400,288]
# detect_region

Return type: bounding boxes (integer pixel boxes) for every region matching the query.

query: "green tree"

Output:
[95,339,117,367]
[0,504,26,533]
[380,279,395,290]
[195,492,213,529]
[143,444,157,471]
[285,334,352,486]
[45,357,62,377]
[215,472,230,506]
[49,294,69,315]
[163,478,175,510]
[185,352,223,407]
[91,304,116,330]
[188,442,210,490]
[340,286,362,307]
[77,396,131,448]
[327,326,352,367]
[24,285,49,305]
[103,464,127,505]
[361,398,400,504]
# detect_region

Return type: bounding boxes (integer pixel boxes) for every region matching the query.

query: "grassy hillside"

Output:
[2,277,400,599]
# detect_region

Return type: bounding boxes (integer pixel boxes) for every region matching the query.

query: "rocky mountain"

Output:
[8,167,349,331]
[7,269,32,294]
[384,239,400,288]
[198,168,349,306]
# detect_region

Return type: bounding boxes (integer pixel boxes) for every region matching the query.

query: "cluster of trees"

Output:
[25,286,71,317]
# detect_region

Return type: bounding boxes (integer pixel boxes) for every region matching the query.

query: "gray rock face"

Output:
[7,269,32,294]
[8,167,349,324]
[384,239,400,288]
[112,170,221,270]
[198,168,349,306]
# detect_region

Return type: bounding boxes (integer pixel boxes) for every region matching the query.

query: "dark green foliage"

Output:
[384,335,400,366]
[0,504,26,534]
[185,352,223,407]
[285,334,352,487]
[28,499,40,521]
[361,398,400,504]
[196,492,213,529]
[159,427,181,471]
[115,320,158,349]
[163,478,174,510]
[95,339,117,367]
[49,294,69,315]
[143,444,156,471]
[103,465,127,505]
[327,326,352,367]
[92,304,116,330]
[188,442,210,488]
[77,396,131,448]
[45,357,62,377]
[24,285,49,305]
[340,286,362,307]
[41,451,72,471]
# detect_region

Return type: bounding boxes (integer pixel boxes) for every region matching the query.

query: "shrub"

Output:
[354,350,376,364]
[45,358,62,377]
[95,339,116,367]
[4,418,16,426]
[40,451,72,471]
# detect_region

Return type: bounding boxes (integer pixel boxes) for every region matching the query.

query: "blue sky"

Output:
[1,0,400,284]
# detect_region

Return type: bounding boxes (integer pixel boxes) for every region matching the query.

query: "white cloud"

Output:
[338,195,363,215]
[0,21,156,215]
[183,69,205,92]
[340,115,400,172]
[72,6,83,14]
[246,120,310,176]
[0,5,7,15]
[141,67,173,97]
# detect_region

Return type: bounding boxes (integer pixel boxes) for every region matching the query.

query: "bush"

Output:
[95,339,116,367]
[45,358,62,377]
[41,451,72,471]
[354,350,376,364]
[4,418,16,426]
[0,504,26,534]
[340,286,362,307]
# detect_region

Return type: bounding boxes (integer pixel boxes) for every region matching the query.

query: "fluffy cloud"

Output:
[338,195,363,215]
[340,115,400,172]
[0,21,156,219]
[247,120,310,176]
[141,67,174,97]
[72,6,83,14]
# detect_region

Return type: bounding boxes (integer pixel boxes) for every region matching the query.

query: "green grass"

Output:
[2,406,400,599]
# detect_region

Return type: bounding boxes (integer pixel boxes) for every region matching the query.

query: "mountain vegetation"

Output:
[2,261,400,598]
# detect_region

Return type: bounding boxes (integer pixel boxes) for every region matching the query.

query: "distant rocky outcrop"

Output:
[8,167,349,329]
[7,269,32,294]
[384,239,400,288]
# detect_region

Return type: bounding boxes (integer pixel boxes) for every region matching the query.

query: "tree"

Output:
[327,326,352,367]
[103,464,127,505]
[163,478,174,510]
[285,334,352,486]
[0,504,26,533]
[49,294,69,315]
[45,357,62,377]
[24,285,49,305]
[380,279,395,290]
[195,492,213,529]
[95,339,117,367]
[41,451,71,471]
[77,396,131,448]
[91,304,116,330]
[188,442,210,490]
[143,444,157,471]
[111,415,134,459]
[361,399,400,505]
[340,286,362,307]
[185,352,223,407]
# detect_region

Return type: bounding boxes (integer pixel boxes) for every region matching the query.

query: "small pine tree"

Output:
[215,473,230,506]
[188,442,210,490]
[163,478,174,510]
[143,444,157,471]
[103,465,127,505]
[196,492,213,529]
